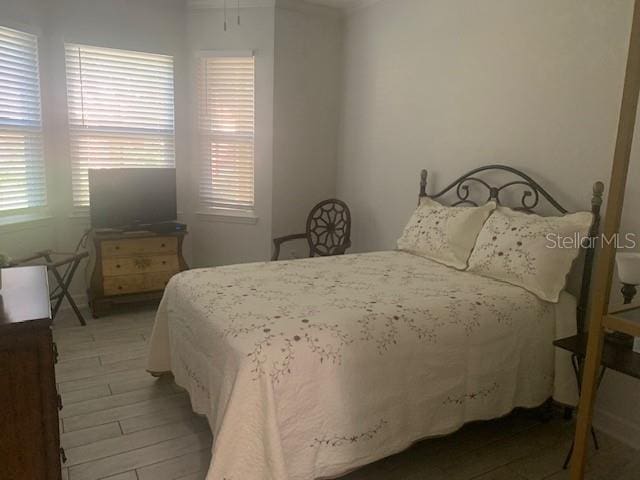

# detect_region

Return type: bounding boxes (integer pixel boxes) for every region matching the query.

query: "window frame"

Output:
[196,50,257,223]
[0,24,48,220]
[64,42,176,214]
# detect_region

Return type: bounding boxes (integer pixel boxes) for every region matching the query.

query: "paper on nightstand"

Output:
[634,337,640,354]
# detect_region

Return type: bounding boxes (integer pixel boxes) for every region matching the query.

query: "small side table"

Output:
[553,333,640,468]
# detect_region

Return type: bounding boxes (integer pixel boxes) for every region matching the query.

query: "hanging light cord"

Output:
[224,0,228,31]
[223,0,240,31]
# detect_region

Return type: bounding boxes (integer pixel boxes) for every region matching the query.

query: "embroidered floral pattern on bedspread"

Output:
[167,251,552,384]
[443,383,500,405]
[179,355,210,399]
[310,419,388,447]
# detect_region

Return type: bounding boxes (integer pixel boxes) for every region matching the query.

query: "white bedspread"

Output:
[147,251,576,480]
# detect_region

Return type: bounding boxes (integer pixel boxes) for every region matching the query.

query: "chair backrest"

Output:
[305,199,351,257]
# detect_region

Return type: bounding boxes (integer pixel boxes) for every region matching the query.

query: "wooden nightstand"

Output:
[88,229,188,317]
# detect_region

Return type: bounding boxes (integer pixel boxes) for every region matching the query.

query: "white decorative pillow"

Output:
[397,198,496,269]
[467,207,593,303]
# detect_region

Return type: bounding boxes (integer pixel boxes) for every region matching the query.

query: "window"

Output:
[65,44,175,209]
[0,26,46,214]
[198,53,255,213]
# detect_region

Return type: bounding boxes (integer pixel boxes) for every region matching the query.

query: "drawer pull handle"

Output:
[115,246,120,250]
[162,260,167,265]
[60,447,67,464]
[116,264,121,268]
[118,286,123,290]
[53,342,59,364]
[57,393,63,410]
[161,243,166,247]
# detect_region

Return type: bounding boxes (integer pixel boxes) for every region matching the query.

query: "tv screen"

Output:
[89,168,177,229]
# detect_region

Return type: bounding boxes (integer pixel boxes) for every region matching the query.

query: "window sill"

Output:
[68,212,90,221]
[0,212,54,233]
[68,211,185,223]
[196,208,259,225]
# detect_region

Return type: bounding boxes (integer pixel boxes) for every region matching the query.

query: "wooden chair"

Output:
[272,199,352,261]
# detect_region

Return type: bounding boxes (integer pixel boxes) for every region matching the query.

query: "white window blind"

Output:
[0,26,46,213]
[198,53,255,212]
[65,44,175,209]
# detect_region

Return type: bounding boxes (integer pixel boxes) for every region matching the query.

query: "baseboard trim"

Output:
[593,407,640,450]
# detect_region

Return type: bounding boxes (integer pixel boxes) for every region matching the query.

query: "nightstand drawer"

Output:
[101,237,178,258]
[103,271,176,296]
[103,274,145,295]
[145,271,176,291]
[102,255,179,277]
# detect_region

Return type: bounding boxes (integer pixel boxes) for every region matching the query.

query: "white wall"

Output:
[187,4,275,267]
[336,0,640,447]
[272,0,343,259]
[338,0,635,252]
[0,0,189,299]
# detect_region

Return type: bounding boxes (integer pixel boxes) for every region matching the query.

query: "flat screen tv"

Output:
[89,168,177,229]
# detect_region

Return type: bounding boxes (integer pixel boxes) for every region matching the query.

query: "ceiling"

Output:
[186,0,380,11]
[303,0,375,10]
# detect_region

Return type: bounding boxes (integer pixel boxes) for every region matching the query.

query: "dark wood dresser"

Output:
[88,230,188,317]
[0,266,61,480]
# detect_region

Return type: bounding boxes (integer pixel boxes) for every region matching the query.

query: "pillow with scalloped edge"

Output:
[467,206,593,303]
[397,197,496,270]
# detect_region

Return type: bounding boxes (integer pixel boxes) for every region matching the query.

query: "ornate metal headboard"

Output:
[418,165,604,334]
